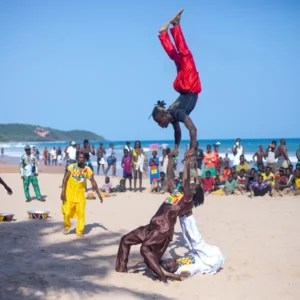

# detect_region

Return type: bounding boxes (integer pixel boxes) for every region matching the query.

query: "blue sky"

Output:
[0,0,299,141]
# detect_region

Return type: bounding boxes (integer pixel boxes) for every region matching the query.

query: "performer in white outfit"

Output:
[173,213,225,277]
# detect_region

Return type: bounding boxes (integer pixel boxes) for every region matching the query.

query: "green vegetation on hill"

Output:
[0,124,105,142]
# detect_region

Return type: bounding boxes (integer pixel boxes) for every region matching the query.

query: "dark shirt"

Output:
[196,148,204,169]
[57,149,62,156]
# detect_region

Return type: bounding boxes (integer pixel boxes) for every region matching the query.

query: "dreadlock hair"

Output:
[193,184,204,208]
[150,100,168,120]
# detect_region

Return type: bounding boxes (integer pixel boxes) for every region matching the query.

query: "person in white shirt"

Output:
[232,138,244,168]
[66,141,77,168]
[105,144,117,176]
[124,141,132,153]
[159,148,170,174]
[51,147,57,166]
[20,145,44,202]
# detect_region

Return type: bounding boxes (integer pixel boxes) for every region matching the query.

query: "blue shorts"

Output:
[123,172,132,179]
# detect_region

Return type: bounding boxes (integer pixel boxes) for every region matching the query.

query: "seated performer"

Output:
[115,152,204,282]
[129,169,225,281]
[151,9,201,157]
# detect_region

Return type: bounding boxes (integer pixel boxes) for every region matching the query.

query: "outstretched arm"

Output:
[167,153,176,192]
[0,177,13,195]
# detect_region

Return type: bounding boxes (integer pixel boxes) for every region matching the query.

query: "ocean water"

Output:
[1,138,299,175]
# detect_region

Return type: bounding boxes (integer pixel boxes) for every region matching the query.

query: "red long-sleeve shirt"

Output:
[159,25,201,95]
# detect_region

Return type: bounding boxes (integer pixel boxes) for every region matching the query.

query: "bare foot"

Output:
[170,9,184,26]
[63,229,70,235]
[159,23,169,34]
[76,234,85,238]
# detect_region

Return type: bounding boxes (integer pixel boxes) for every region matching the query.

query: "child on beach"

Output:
[121,149,132,190]
[101,177,113,194]
[149,151,160,184]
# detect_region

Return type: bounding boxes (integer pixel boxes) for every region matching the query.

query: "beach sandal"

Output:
[37,198,45,202]
[26,198,32,202]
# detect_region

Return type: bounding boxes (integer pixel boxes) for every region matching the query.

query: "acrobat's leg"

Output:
[158,25,181,67]
[115,226,148,272]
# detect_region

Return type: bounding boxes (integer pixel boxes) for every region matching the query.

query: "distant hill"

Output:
[0,124,105,142]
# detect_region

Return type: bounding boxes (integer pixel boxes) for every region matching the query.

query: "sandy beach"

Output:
[1,167,300,300]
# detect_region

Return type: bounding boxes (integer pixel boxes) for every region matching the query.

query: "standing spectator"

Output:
[124,141,132,153]
[253,145,265,166]
[66,141,77,168]
[296,144,300,165]
[143,152,149,178]
[1,147,4,156]
[57,147,63,166]
[276,139,291,169]
[51,147,57,166]
[149,151,160,184]
[213,143,220,170]
[132,141,144,192]
[203,145,217,177]
[159,148,169,175]
[82,139,95,156]
[201,171,215,193]
[82,140,95,171]
[223,153,231,167]
[43,147,48,165]
[265,141,277,174]
[47,151,51,166]
[232,138,244,168]
[195,142,204,177]
[121,149,132,190]
[96,143,106,175]
[105,144,117,176]
[20,145,44,202]
[236,155,250,172]
[75,144,80,160]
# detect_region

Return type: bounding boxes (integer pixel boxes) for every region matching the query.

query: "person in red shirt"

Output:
[151,9,201,158]
[201,171,215,193]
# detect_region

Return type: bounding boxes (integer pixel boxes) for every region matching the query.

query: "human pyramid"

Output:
[56,8,225,282]
[114,9,225,282]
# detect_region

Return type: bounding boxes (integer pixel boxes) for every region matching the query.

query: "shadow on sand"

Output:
[0,220,173,300]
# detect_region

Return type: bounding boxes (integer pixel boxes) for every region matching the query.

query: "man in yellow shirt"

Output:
[236,155,250,172]
[61,152,103,237]
[262,166,275,187]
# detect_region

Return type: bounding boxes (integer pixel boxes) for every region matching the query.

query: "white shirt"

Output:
[159,155,169,174]
[124,145,132,152]
[106,147,115,158]
[20,154,38,177]
[67,146,76,161]
[232,145,243,166]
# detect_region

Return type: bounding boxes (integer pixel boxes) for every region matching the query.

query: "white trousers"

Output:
[176,214,225,275]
